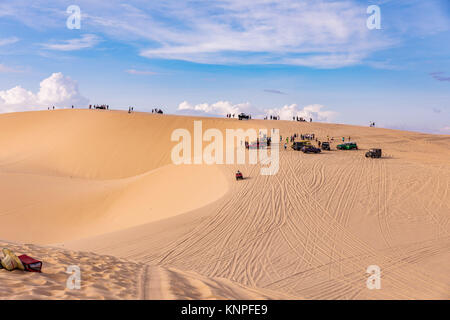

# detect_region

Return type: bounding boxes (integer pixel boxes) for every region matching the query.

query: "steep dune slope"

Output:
[0,110,255,179]
[0,164,228,243]
[0,110,242,243]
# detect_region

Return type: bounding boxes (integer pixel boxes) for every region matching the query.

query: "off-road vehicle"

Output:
[337,142,358,150]
[365,148,382,158]
[291,141,311,151]
[238,113,250,120]
[321,142,330,150]
[301,145,321,153]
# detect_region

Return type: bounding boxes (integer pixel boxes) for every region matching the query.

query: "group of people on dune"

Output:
[292,116,312,122]
[48,105,109,110]
[281,132,349,150]
[89,104,109,110]
[244,136,272,149]
[263,115,281,120]
[301,133,315,140]
[45,105,165,114]
[283,133,313,148]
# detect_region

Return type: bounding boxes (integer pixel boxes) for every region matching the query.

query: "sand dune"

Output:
[0,240,287,300]
[0,110,230,243]
[0,164,227,243]
[1,110,449,299]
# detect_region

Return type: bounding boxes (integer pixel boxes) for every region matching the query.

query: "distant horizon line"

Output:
[1,108,447,136]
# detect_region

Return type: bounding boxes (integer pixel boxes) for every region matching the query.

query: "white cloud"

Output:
[36,72,88,107]
[0,64,22,73]
[265,104,337,122]
[0,72,88,113]
[55,0,394,68]
[1,1,448,68]
[135,0,392,67]
[41,34,100,51]
[283,53,365,69]
[0,86,35,112]
[125,69,158,75]
[0,37,19,46]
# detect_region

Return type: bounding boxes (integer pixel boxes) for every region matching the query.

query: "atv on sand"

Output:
[236,171,244,180]
[365,148,382,158]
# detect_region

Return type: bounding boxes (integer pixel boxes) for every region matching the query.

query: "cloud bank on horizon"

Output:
[0,73,88,112]
[177,100,337,122]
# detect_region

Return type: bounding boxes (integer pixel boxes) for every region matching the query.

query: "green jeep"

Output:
[337,142,358,150]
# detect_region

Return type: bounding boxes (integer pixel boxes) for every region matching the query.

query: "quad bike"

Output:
[365,148,382,158]
[235,171,244,180]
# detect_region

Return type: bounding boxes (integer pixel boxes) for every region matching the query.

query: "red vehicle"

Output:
[235,171,243,180]
[248,141,267,149]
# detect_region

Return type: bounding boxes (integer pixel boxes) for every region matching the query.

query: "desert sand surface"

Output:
[1,109,449,299]
[0,240,288,300]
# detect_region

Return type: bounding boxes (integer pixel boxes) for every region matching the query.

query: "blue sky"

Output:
[0,0,449,133]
